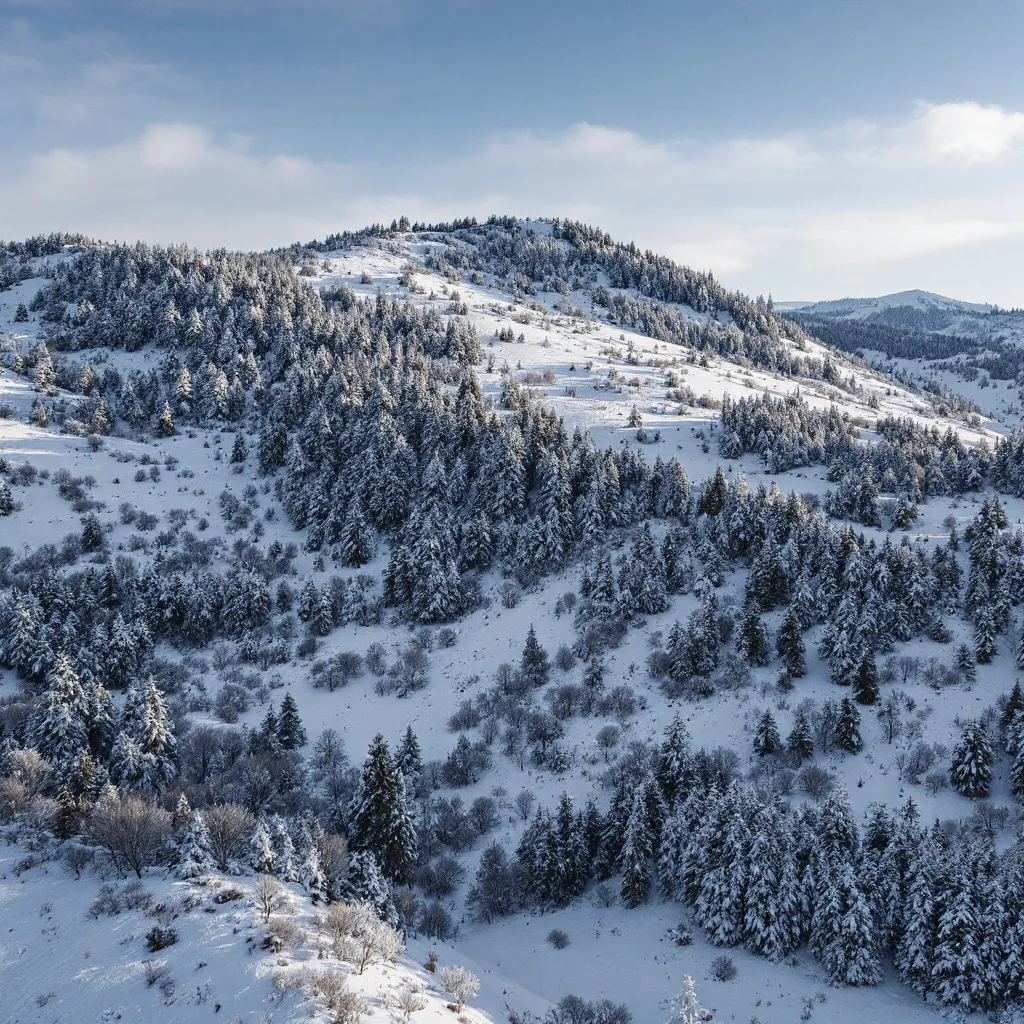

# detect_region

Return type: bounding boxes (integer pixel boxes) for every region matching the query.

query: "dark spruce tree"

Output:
[351,734,417,884]
[277,693,307,750]
[835,697,863,754]
[520,625,551,688]
[853,652,879,705]
[753,710,781,756]
[950,721,993,798]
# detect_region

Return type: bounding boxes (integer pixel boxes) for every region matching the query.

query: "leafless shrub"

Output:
[440,965,479,1012]
[254,875,289,922]
[203,804,255,871]
[305,968,366,1022]
[86,795,171,878]
[514,789,536,821]
[797,764,834,802]
[397,982,427,1020]
[710,955,737,981]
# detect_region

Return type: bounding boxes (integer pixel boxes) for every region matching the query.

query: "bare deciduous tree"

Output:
[203,803,255,871]
[255,874,289,922]
[86,794,171,878]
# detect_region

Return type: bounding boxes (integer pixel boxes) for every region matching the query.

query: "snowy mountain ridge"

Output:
[2,218,1024,1024]
[783,289,996,318]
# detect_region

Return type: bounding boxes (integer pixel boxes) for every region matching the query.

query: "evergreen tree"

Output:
[340,496,375,568]
[250,817,276,872]
[786,708,814,763]
[950,721,993,798]
[119,676,176,789]
[0,480,14,516]
[974,604,997,664]
[344,850,397,926]
[853,651,879,705]
[737,600,771,666]
[230,434,248,463]
[1011,725,1024,800]
[834,697,863,754]
[667,976,705,1024]
[657,715,694,807]
[395,725,423,780]
[776,605,806,677]
[619,789,653,908]
[957,643,977,685]
[177,810,214,879]
[520,625,550,688]
[155,400,176,437]
[753,710,781,756]
[81,512,104,553]
[277,693,306,750]
[271,815,298,881]
[172,792,193,834]
[815,864,882,986]
[931,868,984,1009]
[27,655,89,772]
[351,734,417,884]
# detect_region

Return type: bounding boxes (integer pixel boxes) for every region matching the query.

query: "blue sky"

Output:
[3,0,1024,304]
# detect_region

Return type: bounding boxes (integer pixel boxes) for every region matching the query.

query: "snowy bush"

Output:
[417,900,454,940]
[145,925,178,952]
[305,969,366,1022]
[439,964,479,1012]
[546,928,570,949]
[709,955,736,981]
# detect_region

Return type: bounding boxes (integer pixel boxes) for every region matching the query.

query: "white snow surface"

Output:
[0,230,1017,1024]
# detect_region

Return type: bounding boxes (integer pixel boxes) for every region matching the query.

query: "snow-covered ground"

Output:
[1,227,1022,1024]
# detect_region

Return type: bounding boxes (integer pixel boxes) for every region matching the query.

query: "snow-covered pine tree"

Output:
[814,863,882,986]
[666,976,705,1024]
[950,721,993,798]
[344,849,397,926]
[0,479,14,516]
[155,400,175,437]
[753,710,781,757]
[172,792,193,834]
[852,651,879,705]
[230,433,247,463]
[737,599,771,666]
[834,697,863,754]
[340,495,375,567]
[776,604,806,677]
[27,655,89,772]
[250,817,276,873]
[930,864,984,1010]
[657,715,694,807]
[619,789,653,908]
[271,815,298,881]
[786,708,814,763]
[395,725,423,781]
[520,625,551,688]
[277,693,306,750]
[177,810,215,879]
[351,734,417,884]
[119,676,176,789]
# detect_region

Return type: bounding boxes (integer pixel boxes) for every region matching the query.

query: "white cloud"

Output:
[3,101,1024,305]
[914,101,1024,164]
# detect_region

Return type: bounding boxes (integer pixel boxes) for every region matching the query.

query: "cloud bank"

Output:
[3,101,1024,305]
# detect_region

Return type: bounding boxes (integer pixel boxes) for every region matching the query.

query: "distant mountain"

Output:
[786,289,995,320]
[785,288,1024,380]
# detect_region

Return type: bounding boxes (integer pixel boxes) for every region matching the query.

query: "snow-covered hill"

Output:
[784,289,995,319]
[2,218,1024,1024]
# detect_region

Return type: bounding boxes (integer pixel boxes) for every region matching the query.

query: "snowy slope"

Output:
[1,223,1022,1024]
